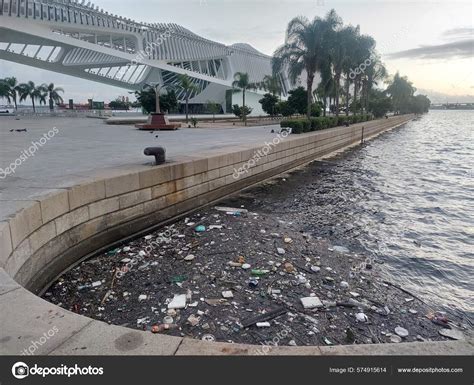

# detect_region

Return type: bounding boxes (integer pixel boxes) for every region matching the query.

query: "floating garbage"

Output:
[195,225,206,232]
[256,322,271,328]
[276,247,286,255]
[221,290,234,299]
[251,269,269,276]
[241,263,251,270]
[394,326,409,338]
[439,328,465,340]
[214,206,248,214]
[340,281,349,289]
[300,296,323,309]
[355,313,368,323]
[168,294,186,309]
[187,314,201,326]
[201,334,216,342]
[332,245,349,254]
[184,254,196,261]
[390,335,402,343]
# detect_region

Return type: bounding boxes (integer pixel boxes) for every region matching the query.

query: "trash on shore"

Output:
[44,191,471,346]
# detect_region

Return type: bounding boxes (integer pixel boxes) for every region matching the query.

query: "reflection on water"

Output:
[259,111,473,319]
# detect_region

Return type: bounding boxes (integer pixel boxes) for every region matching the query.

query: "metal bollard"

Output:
[144,147,166,165]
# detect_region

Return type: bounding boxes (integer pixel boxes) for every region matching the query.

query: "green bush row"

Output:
[281,114,373,134]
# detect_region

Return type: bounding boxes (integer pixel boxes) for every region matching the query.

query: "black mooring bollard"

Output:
[144,147,166,165]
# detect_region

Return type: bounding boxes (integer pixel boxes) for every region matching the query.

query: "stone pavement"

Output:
[0,116,280,221]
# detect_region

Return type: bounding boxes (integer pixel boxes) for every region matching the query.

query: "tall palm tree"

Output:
[232,72,256,126]
[362,56,387,112]
[18,81,43,113]
[386,72,415,114]
[0,77,20,110]
[329,25,356,116]
[262,74,282,98]
[176,74,198,123]
[42,83,64,111]
[352,34,376,113]
[273,11,339,120]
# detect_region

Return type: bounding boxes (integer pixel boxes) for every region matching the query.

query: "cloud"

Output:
[387,39,473,60]
[442,27,473,39]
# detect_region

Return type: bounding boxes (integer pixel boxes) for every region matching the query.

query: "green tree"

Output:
[42,83,64,111]
[262,74,283,97]
[232,72,257,126]
[18,81,44,112]
[386,72,416,114]
[232,104,252,121]
[0,77,20,110]
[176,74,199,123]
[109,98,130,110]
[273,12,338,119]
[277,101,295,117]
[259,93,279,116]
[134,87,155,114]
[367,89,392,117]
[159,89,178,113]
[206,100,221,122]
[287,86,308,115]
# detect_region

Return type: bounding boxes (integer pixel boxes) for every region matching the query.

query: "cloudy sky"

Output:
[1,0,472,103]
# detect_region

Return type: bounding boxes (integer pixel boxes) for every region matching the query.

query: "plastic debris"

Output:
[390,335,402,343]
[214,206,248,214]
[195,225,206,232]
[187,314,201,326]
[300,296,323,309]
[184,254,196,261]
[276,247,286,255]
[355,313,368,323]
[256,322,271,328]
[284,262,295,273]
[241,263,251,270]
[251,269,269,276]
[221,290,234,299]
[201,334,216,342]
[340,281,349,289]
[394,326,409,338]
[439,328,465,340]
[138,294,147,302]
[332,246,349,254]
[168,294,187,309]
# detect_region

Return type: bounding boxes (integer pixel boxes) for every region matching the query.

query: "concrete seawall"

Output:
[1,114,471,355]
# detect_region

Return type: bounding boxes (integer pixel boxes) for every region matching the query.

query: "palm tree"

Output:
[273,11,340,120]
[0,77,20,110]
[329,25,356,116]
[18,81,43,113]
[42,83,64,111]
[232,72,256,126]
[176,74,198,123]
[352,34,376,113]
[386,72,416,114]
[362,56,387,112]
[262,74,282,98]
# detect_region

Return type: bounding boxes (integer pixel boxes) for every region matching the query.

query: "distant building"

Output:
[0,0,292,114]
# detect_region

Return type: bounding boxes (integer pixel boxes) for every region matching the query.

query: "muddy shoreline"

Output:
[44,164,471,346]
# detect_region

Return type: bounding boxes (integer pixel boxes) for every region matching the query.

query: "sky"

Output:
[0,0,473,103]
